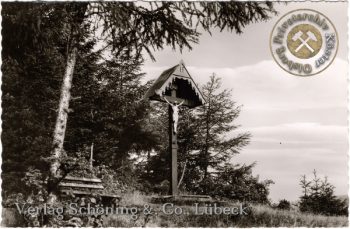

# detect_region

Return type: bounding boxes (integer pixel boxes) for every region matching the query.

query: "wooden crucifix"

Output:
[165,85,183,196]
[144,60,205,196]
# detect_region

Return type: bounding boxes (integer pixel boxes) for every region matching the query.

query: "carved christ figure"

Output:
[164,97,184,133]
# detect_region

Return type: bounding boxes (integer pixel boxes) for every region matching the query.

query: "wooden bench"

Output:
[59,176,121,205]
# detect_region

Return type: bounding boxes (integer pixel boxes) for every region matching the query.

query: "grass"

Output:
[2,192,348,227]
[118,191,150,206]
[103,192,348,227]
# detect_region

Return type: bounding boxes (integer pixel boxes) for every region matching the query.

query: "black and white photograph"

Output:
[1,1,348,227]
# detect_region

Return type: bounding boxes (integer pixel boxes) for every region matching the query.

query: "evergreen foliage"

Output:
[2,3,67,197]
[276,199,291,210]
[299,170,348,216]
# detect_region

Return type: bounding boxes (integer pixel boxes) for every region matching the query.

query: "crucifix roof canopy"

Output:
[144,61,205,108]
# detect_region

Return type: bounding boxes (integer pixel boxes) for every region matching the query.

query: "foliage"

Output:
[2,2,67,197]
[88,2,277,59]
[65,53,157,168]
[1,2,157,198]
[193,163,274,204]
[276,199,291,210]
[299,170,348,216]
[194,75,251,177]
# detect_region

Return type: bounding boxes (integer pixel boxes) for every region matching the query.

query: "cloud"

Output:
[143,58,347,109]
[187,58,347,109]
[242,122,347,144]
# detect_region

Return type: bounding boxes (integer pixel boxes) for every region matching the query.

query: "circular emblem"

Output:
[270,9,338,76]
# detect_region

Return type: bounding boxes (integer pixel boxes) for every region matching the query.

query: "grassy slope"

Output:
[1,192,347,227]
[103,193,348,227]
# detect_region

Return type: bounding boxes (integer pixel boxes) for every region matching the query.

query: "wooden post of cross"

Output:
[169,85,178,196]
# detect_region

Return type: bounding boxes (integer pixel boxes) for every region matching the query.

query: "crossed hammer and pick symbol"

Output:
[292,30,317,53]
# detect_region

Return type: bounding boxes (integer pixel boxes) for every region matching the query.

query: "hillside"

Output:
[102,193,348,227]
[2,192,348,227]
[103,204,348,227]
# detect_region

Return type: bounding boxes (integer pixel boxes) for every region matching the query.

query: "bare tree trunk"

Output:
[47,46,78,204]
[147,151,151,175]
[177,159,188,189]
[46,3,88,206]
[90,142,94,170]
[204,100,210,179]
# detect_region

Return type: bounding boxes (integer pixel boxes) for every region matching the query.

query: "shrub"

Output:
[187,163,274,204]
[299,170,348,216]
[276,199,291,210]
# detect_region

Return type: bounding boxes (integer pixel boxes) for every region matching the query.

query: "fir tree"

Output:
[299,170,348,216]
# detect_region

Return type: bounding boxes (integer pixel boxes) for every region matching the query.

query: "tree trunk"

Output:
[147,151,151,175]
[204,99,210,179]
[47,3,88,206]
[177,159,188,189]
[90,142,94,171]
[47,45,78,204]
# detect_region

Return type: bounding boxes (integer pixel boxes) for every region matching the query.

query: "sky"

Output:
[141,2,348,202]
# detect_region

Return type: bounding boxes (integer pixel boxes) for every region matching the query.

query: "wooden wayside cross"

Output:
[144,60,205,196]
